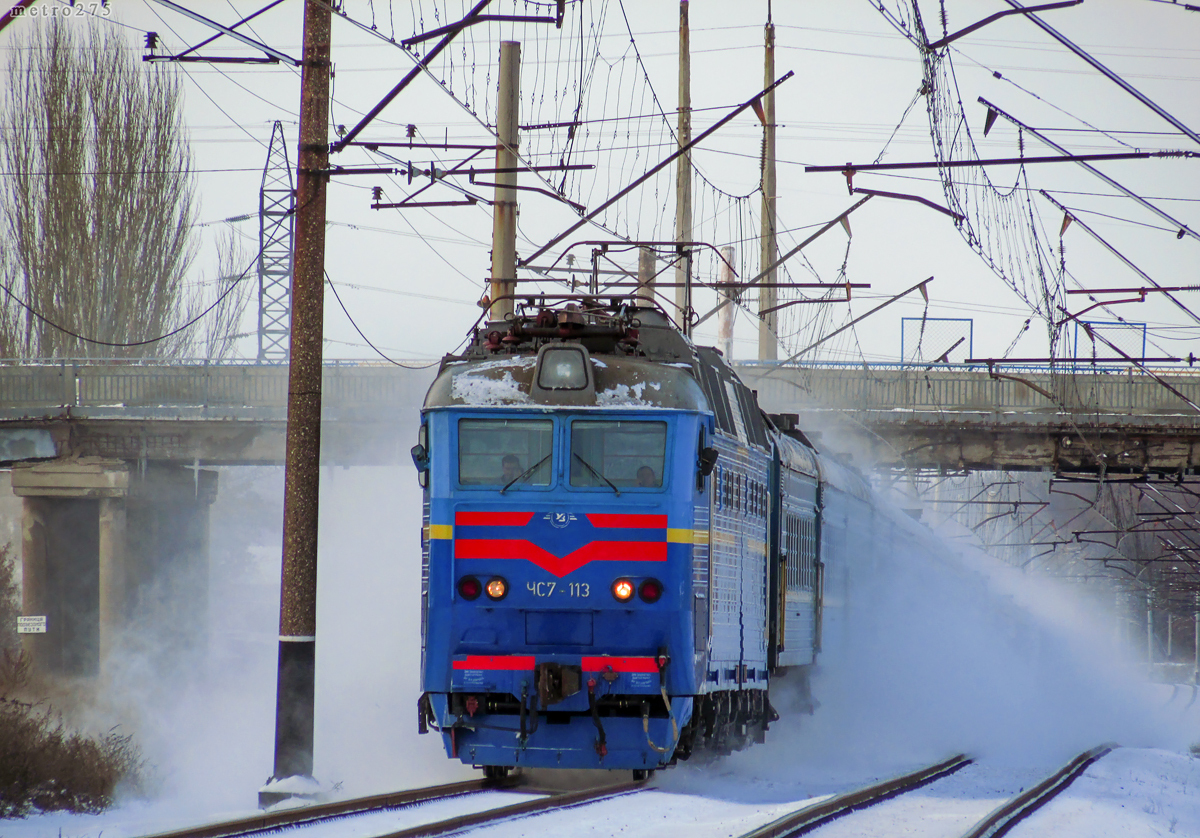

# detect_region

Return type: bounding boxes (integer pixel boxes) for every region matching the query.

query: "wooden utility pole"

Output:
[262,0,330,804]
[758,16,778,361]
[675,1,692,333]
[489,41,520,322]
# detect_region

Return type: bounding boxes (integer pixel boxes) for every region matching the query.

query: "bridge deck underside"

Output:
[0,363,1197,472]
[743,366,1200,474]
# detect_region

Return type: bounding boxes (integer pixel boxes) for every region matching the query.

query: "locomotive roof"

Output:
[424,352,708,411]
[424,302,783,454]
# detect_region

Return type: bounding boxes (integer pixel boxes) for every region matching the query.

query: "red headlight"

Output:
[612,578,635,602]
[639,579,663,603]
[458,576,482,600]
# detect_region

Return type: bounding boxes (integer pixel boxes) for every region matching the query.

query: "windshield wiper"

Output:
[500,453,551,494]
[572,453,620,495]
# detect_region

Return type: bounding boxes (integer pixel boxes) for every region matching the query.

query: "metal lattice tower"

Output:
[258,121,294,362]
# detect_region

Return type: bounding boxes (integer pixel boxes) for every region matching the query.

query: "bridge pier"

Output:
[12,458,217,676]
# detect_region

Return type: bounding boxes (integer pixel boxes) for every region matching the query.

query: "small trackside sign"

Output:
[17,616,46,634]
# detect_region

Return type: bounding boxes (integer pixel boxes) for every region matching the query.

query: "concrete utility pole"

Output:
[757,16,778,361]
[674,1,692,331]
[717,245,736,360]
[263,0,330,805]
[637,246,656,304]
[489,41,520,322]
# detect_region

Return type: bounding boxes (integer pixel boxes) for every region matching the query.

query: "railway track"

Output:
[735,745,1114,838]
[738,754,974,838]
[140,775,643,838]
[142,745,1114,838]
[959,744,1114,838]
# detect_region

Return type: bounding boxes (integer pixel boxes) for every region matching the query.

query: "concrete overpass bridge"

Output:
[3,358,1198,677]
[2,359,1197,473]
[739,363,1200,477]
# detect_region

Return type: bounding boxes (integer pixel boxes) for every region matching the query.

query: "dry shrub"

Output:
[0,697,144,816]
[0,646,31,695]
[0,542,16,652]
[0,545,148,816]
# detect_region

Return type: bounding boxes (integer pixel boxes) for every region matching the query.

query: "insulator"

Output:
[145,32,158,50]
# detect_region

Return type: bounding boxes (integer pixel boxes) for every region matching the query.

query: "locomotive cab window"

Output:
[570,420,666,489]
[458,418,553,487]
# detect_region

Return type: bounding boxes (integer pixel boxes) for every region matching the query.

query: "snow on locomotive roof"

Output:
[424,354,708,411]
[775,431,819,478]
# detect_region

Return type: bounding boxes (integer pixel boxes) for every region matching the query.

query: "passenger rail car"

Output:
[412,300,944,778]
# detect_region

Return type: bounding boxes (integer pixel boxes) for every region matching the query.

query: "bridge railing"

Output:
[0,359,435,418]
[2,359,1198,424]
[737,364,1200,421]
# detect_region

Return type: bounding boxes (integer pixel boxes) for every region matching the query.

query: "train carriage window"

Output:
[458,418,553,487]
[569,420,667,489]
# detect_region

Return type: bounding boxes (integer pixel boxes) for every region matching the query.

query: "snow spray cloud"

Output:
[714,509,1191,788]
[85,378,471,817]
[311,458,476,794]
[129,384,474,807]
[93,466,286,815]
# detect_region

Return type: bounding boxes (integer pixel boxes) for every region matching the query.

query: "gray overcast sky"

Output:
[4,0,1198,363]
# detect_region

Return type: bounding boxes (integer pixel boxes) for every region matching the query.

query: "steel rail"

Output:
[138,777,518,838]
[959,743,1115,838]
[736,754,972,838]
[371,780,645,838]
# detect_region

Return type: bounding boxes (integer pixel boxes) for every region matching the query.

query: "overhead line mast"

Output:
[675,0,692,335]
[758,11,778,361]
[258,120,294,362]
[489,41,520,322]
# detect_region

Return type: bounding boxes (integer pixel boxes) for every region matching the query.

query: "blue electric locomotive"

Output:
[412,299,938,779]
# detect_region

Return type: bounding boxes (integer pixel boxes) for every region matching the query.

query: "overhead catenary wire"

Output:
[324,270,441,368]
[0,246,261,349]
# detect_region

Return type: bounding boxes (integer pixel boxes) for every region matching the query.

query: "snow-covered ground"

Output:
[12,747,1196,838]
[4,462,1200,837]
[1021,748,1200,838]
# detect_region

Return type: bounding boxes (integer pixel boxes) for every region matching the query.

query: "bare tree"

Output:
[0,17,235,359]
[200,224,255,360]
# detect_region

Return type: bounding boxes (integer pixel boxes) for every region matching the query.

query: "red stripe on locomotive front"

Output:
[455,538,558,563]
[586,513,668,529]
[454,511,536,527]
[581,656,659,673]
[455,538,666,577]
[452,655,536,670]
[567,541,666,563]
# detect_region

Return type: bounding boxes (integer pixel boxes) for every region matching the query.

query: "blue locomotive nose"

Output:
[426,500,695,770]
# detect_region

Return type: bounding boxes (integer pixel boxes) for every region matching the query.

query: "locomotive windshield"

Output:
[458,418,553,487]
[569,420,667,489]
